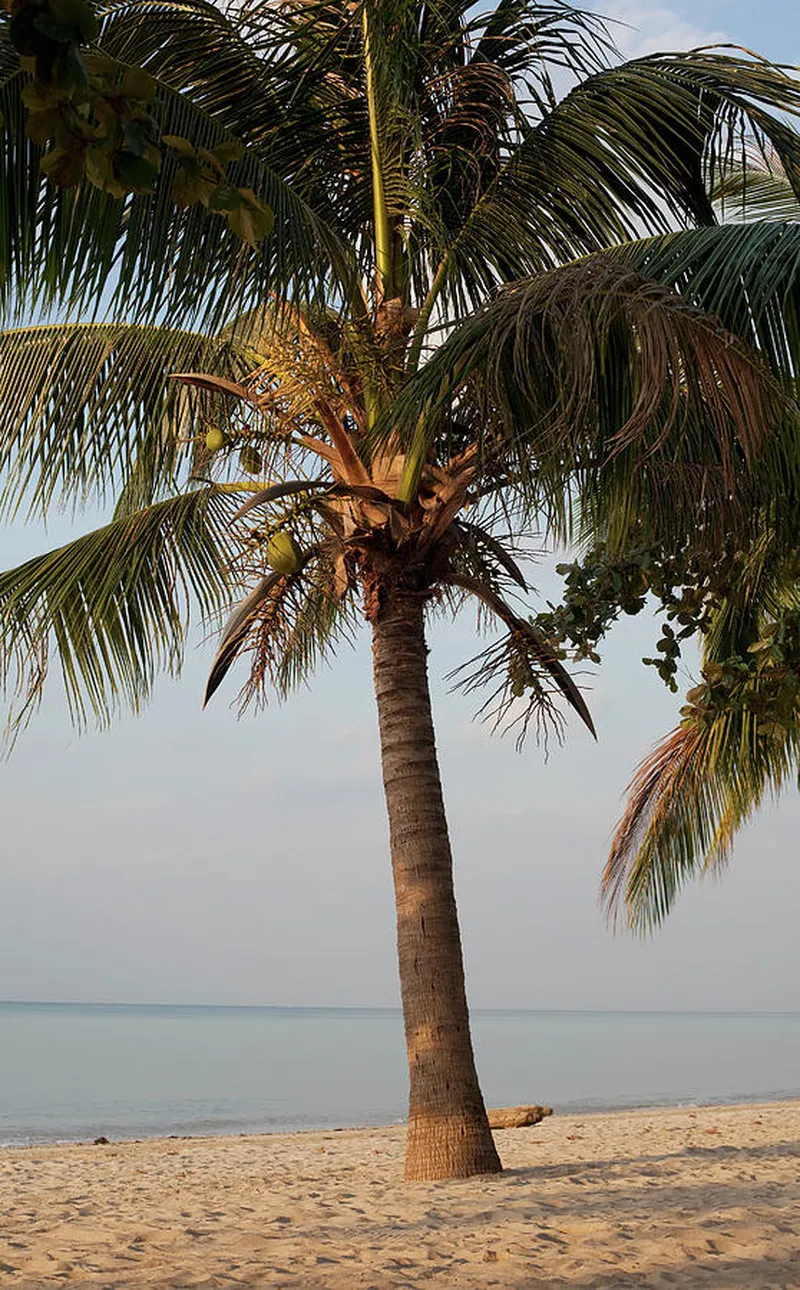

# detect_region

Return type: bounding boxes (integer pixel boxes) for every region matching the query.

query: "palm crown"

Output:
[3,0,800,1177]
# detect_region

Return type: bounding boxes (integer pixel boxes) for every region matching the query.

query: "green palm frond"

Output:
[391,253,799,547]
[77,0,375,293]
[410,49,800,331]
[716,167,800,222]
[96,0,278,145]
[608,223,800,397]
[5,5,799,328]
[0,487,236,731]
[0,12,355,325]
[0,321,254,519]
[367,0,609,275]
[603,704,800,933]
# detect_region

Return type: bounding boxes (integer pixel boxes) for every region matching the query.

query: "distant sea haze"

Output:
[2,1002,800,1147]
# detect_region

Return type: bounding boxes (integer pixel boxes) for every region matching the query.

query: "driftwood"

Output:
[487,1105,552,1129]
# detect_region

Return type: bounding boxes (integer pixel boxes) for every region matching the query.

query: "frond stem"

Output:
[362,1,394,302]
[407,257,449,374]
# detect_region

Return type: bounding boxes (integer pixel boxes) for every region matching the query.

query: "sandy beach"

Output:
[2,1100,799,1288]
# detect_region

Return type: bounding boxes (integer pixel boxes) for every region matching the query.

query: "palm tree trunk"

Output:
[371,583,502,1181]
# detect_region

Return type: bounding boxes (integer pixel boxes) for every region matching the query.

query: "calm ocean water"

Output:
[2,1002,799,1147]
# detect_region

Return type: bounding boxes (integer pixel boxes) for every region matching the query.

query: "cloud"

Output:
[597,1,727,59]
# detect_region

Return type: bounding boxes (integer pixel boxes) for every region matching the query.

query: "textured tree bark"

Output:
[371,584,502,1181]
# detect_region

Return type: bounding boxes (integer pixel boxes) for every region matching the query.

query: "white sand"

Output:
[2,1100,800,1287]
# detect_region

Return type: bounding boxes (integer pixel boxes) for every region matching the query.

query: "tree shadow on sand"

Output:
[502,1135,800,1184]
[496,1254,800,1289]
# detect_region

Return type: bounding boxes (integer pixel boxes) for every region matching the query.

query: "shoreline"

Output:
[3,1090,800,1151]
[3,1099,800,1286]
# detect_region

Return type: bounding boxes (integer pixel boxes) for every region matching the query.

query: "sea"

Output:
[2,1002,800,1147]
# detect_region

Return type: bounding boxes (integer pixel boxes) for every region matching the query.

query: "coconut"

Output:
[205,426,226,453]
[266,531,303,575]
[239,445,263,475]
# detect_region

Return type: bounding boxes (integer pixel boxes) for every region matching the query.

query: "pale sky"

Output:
[1,0,799,1012]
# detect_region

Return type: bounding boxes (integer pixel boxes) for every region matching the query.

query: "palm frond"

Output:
[0,487,235,731]
[716,166,800,223]
[452,518,528,590]
[90,0,382,289]
[412,49,800,328]
[390,254,799,548]
[0,321,252,519]
[603,708,800,932]
[96,0,280,146]
[203,570,283,706]
[608,222,800,398]
[272,549,361,697]
[445,570,595,736]
[0,10,355,326]
[230,480,330,523]
[604,548,800,930]
[214,548,360,709]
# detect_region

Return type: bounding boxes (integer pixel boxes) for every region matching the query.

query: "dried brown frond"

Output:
[446,571,595,736]
[447,634,567,752]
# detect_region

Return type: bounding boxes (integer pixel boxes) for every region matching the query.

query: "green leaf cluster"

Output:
[603,524,800,929]
[6,0,97,89]
[533,543,722,686]
[21,53,161,193]
[3,0,274,241]
[682,612,800,741]
[165,134,273,247]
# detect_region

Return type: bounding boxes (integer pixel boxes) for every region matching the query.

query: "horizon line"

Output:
[3,1000,800,1018]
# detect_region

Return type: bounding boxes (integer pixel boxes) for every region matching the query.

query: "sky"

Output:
[2,0,800,1013]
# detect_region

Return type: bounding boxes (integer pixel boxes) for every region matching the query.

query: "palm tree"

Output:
[3,1,800,1179]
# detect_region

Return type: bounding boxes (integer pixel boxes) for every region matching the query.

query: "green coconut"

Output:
[266,531,303,575]
[239,445,263,476]
[205,426,226,453]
